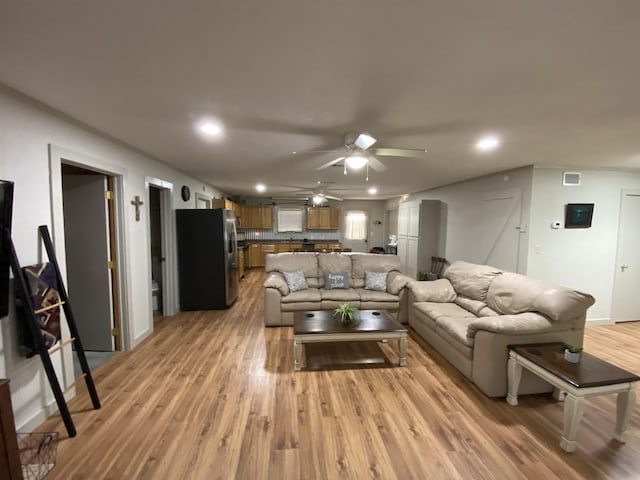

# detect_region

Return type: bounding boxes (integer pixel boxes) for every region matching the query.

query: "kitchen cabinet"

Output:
[307,207,340,230]
[212,198,235,210]
[260,244,277,267]
[248,244,261,268]
[239,205,273,229]
[397,200,443,279]
[238,248,245,280]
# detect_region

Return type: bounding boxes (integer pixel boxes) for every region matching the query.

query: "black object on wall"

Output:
[0,180,14,318]
[176,209,239,310]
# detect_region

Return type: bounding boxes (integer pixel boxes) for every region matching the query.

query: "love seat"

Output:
[408,261,595,397]
[263,252,413,326]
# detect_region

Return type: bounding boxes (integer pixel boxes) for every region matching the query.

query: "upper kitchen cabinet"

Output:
[239,205,273,229]
[307,206,340,230]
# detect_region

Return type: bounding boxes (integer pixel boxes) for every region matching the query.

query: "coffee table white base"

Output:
[507,350,637,453]
[294,332,407,371]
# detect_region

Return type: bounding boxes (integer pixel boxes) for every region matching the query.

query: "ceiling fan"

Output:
[273,182,345,203]
[310,132,428,174]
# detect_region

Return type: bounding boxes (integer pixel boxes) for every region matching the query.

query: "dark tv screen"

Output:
[0,180,14,317]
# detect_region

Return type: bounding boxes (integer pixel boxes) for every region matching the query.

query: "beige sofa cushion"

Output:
[414,302,476,322]
[317,253,353,288]
[356,288,399,303]
[466,312,558,338]
[408,279,457,303]
[436,316,475,347]
[487,272,596,322]
[280,288,321,304]
[444,261,502,302]
[454,296,498,317]
[320,288,360,302]
[265,253,319,279]
[350,254,401,288]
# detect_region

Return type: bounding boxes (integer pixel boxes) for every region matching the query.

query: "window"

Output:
[344,211,367,240]
[277,207,304,232]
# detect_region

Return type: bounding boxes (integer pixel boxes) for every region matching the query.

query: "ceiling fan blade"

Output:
[372,147,427,158]
[353,133,377,150]
[324,194,343,201]
[367,156,388,172]
[317,156,346,170]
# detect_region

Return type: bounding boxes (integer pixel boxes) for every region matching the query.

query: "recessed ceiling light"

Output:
[475,135,501,152]
[368,187,378,195]
[256,183,266,193]
[346,155,368,170]
[199,122,222,136]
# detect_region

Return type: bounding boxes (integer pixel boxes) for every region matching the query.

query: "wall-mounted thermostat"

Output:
[551,221,562,229]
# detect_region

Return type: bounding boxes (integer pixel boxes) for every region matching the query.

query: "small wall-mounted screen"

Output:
[565,203,594,229]
[0,180,15,317]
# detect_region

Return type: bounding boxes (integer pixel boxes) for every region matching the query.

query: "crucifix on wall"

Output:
[131,195,144,222]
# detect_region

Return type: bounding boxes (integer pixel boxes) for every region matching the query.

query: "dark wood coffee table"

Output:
[507,342,639,453]
[293,310,407,371]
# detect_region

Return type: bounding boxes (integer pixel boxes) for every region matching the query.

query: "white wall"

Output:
[405,167,534,273]
[528,167,640,322]
[0,86,225,430]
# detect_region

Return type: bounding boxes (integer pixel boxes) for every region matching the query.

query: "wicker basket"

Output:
[18,432,59,480]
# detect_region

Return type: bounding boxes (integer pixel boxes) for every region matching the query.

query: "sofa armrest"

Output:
[467,312,564,338]
[407,279,456,303]
[387,271,412,295]
[264,272,289,296]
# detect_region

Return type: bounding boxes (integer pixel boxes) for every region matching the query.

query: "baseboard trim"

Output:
[586,318,614,326]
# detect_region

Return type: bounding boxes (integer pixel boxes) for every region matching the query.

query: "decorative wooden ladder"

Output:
[7,225,101,437]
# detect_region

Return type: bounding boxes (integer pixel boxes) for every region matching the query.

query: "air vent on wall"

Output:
[563,172,581,186]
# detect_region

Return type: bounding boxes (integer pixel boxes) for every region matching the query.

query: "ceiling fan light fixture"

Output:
[256,183,266,193]
[312,195,324,205]
[368,187,377,195]
[346,155,368,170]
[354,133,377,150]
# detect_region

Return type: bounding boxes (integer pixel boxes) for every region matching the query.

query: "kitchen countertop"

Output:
[244,240,340,244]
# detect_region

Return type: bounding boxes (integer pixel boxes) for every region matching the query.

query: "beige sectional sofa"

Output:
[408,261,595,397]
[264,252,413,326]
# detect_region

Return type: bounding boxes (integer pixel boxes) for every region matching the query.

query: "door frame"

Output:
[49,145,130,389]
[145,177,178,316]
[611,188,640,322]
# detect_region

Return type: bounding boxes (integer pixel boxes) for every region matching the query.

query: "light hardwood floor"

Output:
[36,269,639,479]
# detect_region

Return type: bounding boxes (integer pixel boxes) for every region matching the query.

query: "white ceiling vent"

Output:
[563,172,581,186]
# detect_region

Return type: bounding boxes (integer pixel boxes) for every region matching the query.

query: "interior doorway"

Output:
[611,189,640,322]
[61,163,121,356]
[149,185,164,319]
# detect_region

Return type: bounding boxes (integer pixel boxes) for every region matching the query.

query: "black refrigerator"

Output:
[176,209,239,310]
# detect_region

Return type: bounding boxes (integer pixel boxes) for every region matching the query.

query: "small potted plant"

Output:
[334,303,358,327]
[564,344,583,363]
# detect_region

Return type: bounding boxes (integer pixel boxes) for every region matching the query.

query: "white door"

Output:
[62,173,114,351]
[406,237,419,279]
[611,190,640,322]
[480,188,522,272]
[397,236,408,273]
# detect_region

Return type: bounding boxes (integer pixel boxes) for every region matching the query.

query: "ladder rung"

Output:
[62,373,87,395]
[34,300,65,314]
[48,337,76,355]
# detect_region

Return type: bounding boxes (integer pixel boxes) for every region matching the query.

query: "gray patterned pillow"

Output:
[283,270,308,292]
[365,271,387,292]
[324,272,350,290]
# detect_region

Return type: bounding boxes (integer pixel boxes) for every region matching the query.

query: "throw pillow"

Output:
[324,272,350,290]
[365,271,387,292]
[283,270,308,292]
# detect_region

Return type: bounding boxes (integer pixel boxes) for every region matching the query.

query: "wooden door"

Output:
[249,244,261,267]
[330,208,341,229]
[262,206,273,229]
[62,173,114,351]
[307,207,320,229]
[318,208,331,229]
[612,189,640,322]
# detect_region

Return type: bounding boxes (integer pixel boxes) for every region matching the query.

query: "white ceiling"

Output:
[1,1,640,200]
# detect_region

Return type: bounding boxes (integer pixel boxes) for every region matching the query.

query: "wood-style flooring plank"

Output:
[31,269,640,479]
